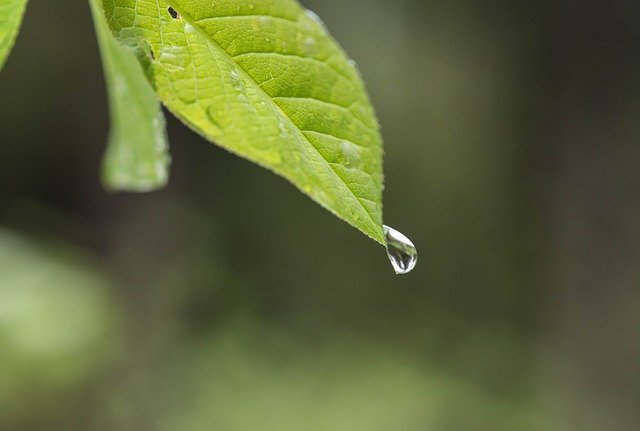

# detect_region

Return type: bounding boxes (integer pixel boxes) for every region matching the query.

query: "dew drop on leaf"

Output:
[278,122,289,138]
[230,68,244,91]
[304,10,323,26]
[206,105,231,134]
[383,225,417,275]
[340,140,362,168]
[304,36,317,55]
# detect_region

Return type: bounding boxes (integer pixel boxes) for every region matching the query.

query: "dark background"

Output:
[1,0,638,430]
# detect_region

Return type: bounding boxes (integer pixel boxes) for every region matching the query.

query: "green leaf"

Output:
[0,0,28,72]
[90,0,170,192]
[103,0,385,244]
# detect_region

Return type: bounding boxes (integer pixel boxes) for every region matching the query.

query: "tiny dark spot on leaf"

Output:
[168,7,179,19]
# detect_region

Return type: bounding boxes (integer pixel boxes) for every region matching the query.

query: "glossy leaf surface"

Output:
[103,0,385,243]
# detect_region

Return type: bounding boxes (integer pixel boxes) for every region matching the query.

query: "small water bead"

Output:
[304,36,317,56]
[230,69,244,91]
[205,105,232,134]
[355,105,369,119]
[178,92,197,105]
[383,225,418,275]
[278,122,289,138]
[339,140,362,169]
[184,23,195,34]
[304,10,323,25]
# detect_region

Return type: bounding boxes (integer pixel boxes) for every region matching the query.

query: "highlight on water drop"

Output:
[383,225,418,275]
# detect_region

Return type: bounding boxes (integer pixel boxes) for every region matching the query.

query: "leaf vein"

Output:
[273,96,374,133]
[195,14,299,25]
[232,51,353,82]
[301,130,367,149]
[162,0,379,230]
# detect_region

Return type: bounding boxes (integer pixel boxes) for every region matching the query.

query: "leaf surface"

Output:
[90,0,170,191]
[104,0,385,243]
[0,0,28,71]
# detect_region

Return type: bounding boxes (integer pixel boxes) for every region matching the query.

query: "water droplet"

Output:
[206,105,232,134]
[304,10,323,25]
[304,36,317,55]
[278,122,288,138]
[355,105,369,118]
[205,110,223,134]
[339,140,361,168]
[178,92,196,105]
[230,69,244,90]
[383,225,417,275]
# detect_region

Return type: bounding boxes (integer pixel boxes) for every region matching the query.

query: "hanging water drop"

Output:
[383,225,417,275]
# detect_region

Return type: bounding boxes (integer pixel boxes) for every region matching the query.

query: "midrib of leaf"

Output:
[163,0,382,240]
[233,50,353,84]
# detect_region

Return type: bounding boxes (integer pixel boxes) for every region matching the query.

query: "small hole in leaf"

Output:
[168,7,179,19]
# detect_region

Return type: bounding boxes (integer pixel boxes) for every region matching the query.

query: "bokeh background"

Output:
[1,0,639,430]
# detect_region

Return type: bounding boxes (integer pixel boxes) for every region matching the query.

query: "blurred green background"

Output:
[1,0,639,430]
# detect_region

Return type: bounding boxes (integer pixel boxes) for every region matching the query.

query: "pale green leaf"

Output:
[0,0,28,72]
[103,0,385,243]
[90,0,170,192]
